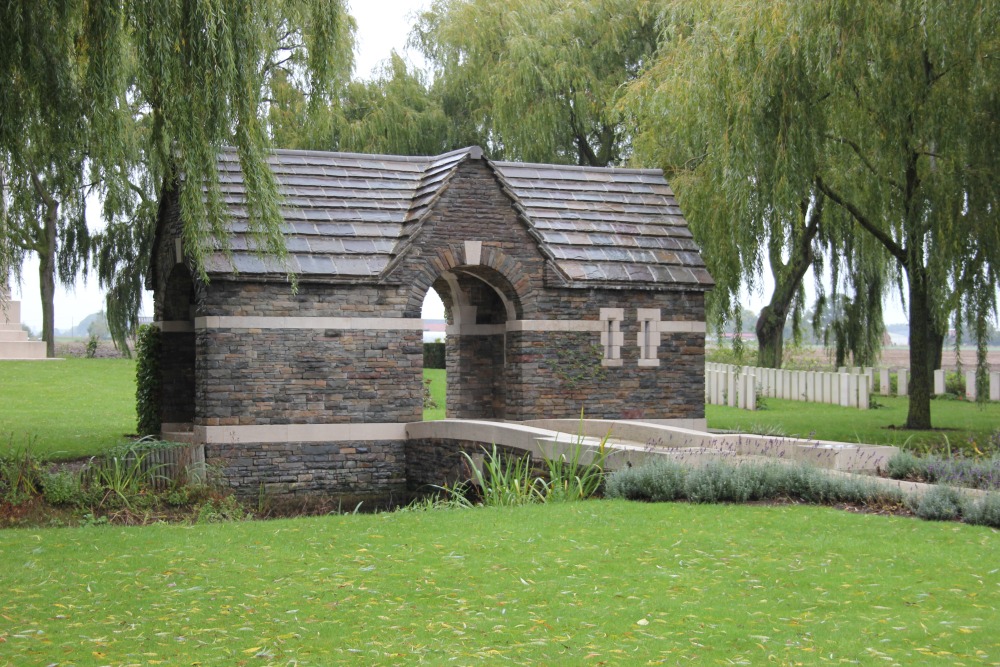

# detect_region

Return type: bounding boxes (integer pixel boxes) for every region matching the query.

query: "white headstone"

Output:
[966,370,977,402]
[934,369,946,396]
[898,369,908,396]
[880,368,891,395]
[840,373,851,407]
[990,371,1000,401]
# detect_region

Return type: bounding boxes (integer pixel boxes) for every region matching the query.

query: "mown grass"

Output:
[1,501,997,665]
[423,367,446,421]
[0,358,137,461]
[708,396,1000,453]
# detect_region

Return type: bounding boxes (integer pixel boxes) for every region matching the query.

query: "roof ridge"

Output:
[492,159,663,176]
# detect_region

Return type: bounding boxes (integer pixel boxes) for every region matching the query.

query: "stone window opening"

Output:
[637,308,661,367]
[600,308,624,367]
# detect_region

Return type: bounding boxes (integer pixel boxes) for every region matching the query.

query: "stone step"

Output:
[0,340,47,359]
[0,330,30,341]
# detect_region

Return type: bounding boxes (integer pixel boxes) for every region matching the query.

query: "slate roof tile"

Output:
[204,146,712,288]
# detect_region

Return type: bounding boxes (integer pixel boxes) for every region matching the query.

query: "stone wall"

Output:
[206,440,406,499]
[195,327,422,426]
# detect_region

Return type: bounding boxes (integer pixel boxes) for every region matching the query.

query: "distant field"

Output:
[1,501,997,665]
[0,358,137,460]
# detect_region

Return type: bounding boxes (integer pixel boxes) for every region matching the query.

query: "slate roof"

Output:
[204,146,712,289]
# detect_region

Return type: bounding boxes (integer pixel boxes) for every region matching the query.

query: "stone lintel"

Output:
[194,316,424,331]
[195,422,409,444]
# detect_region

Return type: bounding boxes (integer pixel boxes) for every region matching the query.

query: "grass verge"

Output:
[1,501,997,665]
[0,358,136,461]
[708,396,1000,453]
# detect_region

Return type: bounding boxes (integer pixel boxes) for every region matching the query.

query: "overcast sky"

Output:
[9,0,909,332]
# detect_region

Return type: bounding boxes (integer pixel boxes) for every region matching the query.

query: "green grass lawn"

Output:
[424,368,446,421]
[708,396,1000,453]
[1,501,997,665]
[0,358,137,461]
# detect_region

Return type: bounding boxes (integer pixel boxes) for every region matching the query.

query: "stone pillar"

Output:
[898,369,908,397]
[934,369,945,396]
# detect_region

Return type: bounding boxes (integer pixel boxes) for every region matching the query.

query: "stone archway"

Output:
[425,265,521,420]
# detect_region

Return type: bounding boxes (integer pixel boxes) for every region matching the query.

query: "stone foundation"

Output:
[206,440,407,499]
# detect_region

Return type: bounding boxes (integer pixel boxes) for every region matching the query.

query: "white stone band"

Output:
[195,422,409,444]
[447,319,706,336]
[194,316,424,331]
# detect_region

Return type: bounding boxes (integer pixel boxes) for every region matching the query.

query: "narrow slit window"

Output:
[636,308,661,367]
[599,308,623,367]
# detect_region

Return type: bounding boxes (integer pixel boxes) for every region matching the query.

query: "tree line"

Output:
[2,0,997,430]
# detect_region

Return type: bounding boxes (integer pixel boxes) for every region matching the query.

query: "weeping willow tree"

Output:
[411,0,659,166]
[1,0,353,353]
[625,0,890,370]
[270,52,461,157]
[630,0,1000,428]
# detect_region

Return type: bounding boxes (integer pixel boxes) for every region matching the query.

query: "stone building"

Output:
[149,146,713,499]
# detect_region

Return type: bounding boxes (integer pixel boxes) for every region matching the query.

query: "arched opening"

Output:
[421,287,447,420]
[420,266,519,421]
[159,264,196,430]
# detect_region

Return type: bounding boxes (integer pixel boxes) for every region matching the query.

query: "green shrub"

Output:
[135,324,162,436]
[962,493,1000,528]
[539,436,610,502]
[606,460,902,507]
[195,495,252,523]
[885,451,1000,490]
[909,485,964,521]
[41,470,86,506]
[0,439,44,505]
[945,371,966,397]
[462,445,544,507]
[90,448,164,509]
[885,451,922,480]
[423,341,446,369]
[85,333,100,358]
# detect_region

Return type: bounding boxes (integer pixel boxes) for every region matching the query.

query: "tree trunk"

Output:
[39,198,58,358]
[754,195,822,369]
[927,322,944,371]
[905,263,933,429]
[755,304,785,368]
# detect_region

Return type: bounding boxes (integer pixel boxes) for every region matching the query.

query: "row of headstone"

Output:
[932,369,1000,401]
[706,363,876,410]
[706,363,1000,409]
[705,365,757,410]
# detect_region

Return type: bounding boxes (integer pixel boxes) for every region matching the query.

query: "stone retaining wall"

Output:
[206,440,407,499]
